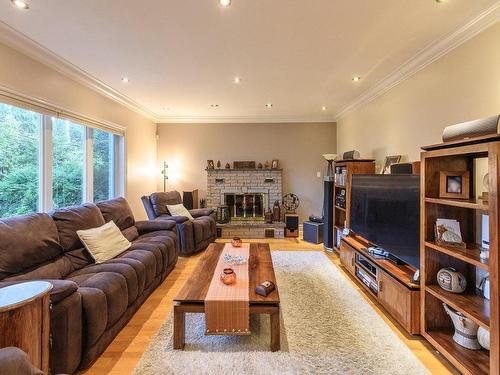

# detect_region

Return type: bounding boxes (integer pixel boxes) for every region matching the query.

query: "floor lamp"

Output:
[161,162,169,192]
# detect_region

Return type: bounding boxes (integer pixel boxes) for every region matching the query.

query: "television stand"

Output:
[339,235,420,335]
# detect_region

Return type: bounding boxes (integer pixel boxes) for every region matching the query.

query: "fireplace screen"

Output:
[224,193,265,220]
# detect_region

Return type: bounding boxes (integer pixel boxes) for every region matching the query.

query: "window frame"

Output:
[0,94,126,216]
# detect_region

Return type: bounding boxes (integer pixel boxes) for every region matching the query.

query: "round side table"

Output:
[0,281,53,374]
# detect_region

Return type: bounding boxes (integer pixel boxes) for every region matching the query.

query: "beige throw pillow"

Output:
[167,203,194,220]
[77,221,131,263]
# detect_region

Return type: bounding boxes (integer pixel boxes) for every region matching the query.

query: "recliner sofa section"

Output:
[141,191,216,256]
[0,197,178,374]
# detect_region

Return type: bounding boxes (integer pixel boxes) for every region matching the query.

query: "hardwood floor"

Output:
[81,237,457,375]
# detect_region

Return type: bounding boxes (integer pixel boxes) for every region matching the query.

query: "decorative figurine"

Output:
[257,162,263,169]
[217,160,221,169]
[264,160,269,169]
[225,163,231,169]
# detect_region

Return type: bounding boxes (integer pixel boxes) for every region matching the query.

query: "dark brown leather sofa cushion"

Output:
[50,203,106,252]
[0,347,44,375]
[96,197,135,231]
[0,213,63,280]
[96,197,139,241]
[150,191,182,217]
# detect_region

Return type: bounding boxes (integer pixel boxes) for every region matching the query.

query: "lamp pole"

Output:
[161,162,168,192]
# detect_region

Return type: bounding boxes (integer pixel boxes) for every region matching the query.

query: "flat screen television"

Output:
[350,174,420,269]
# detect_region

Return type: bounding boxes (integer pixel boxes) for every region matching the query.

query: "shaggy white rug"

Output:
[133,251,429,375]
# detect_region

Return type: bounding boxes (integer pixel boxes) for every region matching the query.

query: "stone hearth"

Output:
[206,168,284,238]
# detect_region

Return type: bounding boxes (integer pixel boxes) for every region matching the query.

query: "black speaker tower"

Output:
[323,179,334,250]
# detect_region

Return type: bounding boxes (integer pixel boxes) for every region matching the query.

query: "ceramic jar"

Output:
[437,267,467,293]
[443,303,481,350]
[477,327,490,350]
[231,237,242,247]
[220,268,237,285]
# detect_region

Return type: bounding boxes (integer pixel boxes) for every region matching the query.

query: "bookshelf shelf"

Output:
[421,138,498,375]
[332,160,375,250]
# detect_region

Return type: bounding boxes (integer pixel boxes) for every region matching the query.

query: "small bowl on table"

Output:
[231,237,242,247]
[221,268,237,285]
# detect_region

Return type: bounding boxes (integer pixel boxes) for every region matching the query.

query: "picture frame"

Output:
[381,155,402,174]
[271,159,280,169]
[207,160,215,170]
[439,170,470,199]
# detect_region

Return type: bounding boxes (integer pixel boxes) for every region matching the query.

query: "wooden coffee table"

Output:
[173,242,280,351]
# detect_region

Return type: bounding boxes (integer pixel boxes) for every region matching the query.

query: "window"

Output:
[0,100,124,218]
[0,103,41,217]
[52,118,85,208]
[93,128,115,202]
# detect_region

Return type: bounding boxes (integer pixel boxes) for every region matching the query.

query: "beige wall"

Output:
[0,42,157,219]
[337,22,500,171]
[156,122,337,221]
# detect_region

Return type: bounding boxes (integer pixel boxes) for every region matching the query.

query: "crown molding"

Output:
[0,20,158,122]
[156,114,336,124]
[334,2,500,121]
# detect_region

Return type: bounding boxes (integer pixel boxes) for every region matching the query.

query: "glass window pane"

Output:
[93,129,115,202]
[0,103,40,217]
[52,118,84,208]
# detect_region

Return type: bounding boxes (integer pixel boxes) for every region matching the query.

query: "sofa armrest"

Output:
[135,220,176,234]
[0,347,44,375]
[157,215,190,224]
[189,208,215,218]
[0,279,78,305]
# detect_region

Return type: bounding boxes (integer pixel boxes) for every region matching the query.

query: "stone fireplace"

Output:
[206,168,284,238]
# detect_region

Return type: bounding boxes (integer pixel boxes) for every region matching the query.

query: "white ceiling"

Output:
[0,0,499,123]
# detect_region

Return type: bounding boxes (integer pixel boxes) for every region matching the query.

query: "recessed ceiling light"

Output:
[321,106,327,111]
[352,76,361,82]
[265,103,273,108]
[218,0,231,7]
[211,104,219,108]
[11,0,29,9]
[164,107,170,111]
[234,77,241,84]
[435,0,445,3]
[121,77,129,83]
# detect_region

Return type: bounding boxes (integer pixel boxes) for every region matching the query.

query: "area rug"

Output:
[133,251,429,375]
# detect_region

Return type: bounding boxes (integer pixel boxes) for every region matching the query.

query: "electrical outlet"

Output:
[317,171,321,178]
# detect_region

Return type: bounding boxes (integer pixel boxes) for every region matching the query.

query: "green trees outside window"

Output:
[0,102,121,219]
[0,103,40,217]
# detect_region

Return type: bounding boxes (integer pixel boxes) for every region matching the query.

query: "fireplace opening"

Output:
[224,193,266,220]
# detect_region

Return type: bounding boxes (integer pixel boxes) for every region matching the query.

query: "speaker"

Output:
[182,189,199,210]
[303,221,324,244]
[285,214,299,237]
[323,180,334,250]
[342,150,360,160]
[442,115,500,142]
[390,163,413,174]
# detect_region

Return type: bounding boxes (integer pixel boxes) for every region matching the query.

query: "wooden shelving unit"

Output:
[332,159,375,251]
[421,139,499,375]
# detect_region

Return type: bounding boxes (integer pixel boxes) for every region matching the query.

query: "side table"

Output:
[0,281,53,373]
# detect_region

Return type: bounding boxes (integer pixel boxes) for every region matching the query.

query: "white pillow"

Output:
[167,203,194,220]
[77,221,131,263]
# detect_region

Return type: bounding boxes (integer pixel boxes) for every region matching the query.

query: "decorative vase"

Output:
[257,162,263,169]
[231,237,242,247]
[443,303,481,350]
[477,327,490,350]
[220,268,237,285]
[265,209,273,224]
[217,160,221,169]
[272,200,280,222]
[225,163,231,169]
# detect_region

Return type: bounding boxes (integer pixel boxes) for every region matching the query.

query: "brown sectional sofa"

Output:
[142,191,216,256]
[0,197,178,374]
